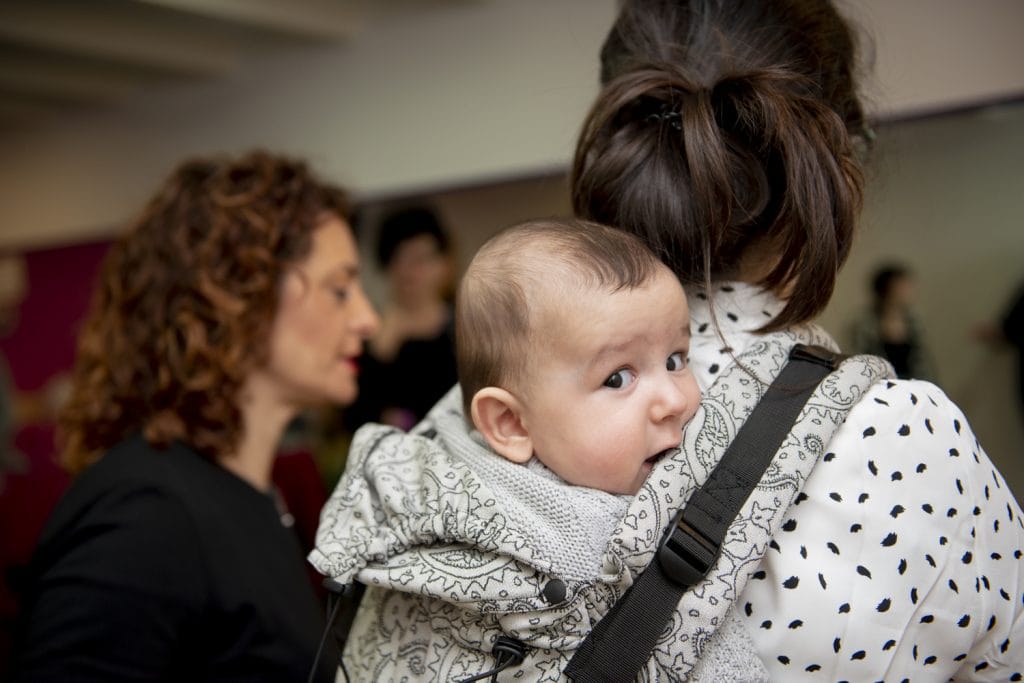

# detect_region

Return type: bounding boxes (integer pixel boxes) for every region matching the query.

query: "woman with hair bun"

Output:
[310,2,1022,680]
[14,151,378,681]
[573,0,1022,679]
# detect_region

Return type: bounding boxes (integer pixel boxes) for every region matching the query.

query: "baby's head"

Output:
[456,218,700,495]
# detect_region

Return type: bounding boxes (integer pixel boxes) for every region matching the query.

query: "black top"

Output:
[881,340,913,379]
[13,435,337,682]
[344,313,457,432]
[1002,282,1024,410]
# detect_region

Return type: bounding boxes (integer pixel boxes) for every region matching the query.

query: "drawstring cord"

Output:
[308,578,353,683]
[456,636,528,683]
[309,577,527,683]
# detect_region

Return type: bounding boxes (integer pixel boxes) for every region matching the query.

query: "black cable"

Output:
[308,579,350,683]
[455,654,512,683]
[456,637,527,683]
[337,652,350,683]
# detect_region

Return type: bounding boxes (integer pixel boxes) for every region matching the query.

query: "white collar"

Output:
[686,282,785,391]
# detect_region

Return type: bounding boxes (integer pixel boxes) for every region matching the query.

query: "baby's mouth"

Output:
[646,447,679,466]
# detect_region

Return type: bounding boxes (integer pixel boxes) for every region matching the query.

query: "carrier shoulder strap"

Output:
[565,343,844,683]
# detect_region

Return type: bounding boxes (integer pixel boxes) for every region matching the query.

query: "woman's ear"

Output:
[281,268,310,304]
[470,387,533,464]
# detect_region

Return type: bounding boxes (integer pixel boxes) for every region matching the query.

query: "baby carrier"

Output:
[311,329,893,681]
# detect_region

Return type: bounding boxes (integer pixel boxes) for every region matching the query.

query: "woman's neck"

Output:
[219,376,295,492]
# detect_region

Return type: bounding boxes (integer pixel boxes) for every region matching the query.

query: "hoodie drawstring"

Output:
[456,636,528,682]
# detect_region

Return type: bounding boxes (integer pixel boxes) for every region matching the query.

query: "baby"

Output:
[311,217,704,679]
[456,217,700,494]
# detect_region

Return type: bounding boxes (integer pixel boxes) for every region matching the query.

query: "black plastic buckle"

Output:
[657,509,719,588]
[789,343,844,371]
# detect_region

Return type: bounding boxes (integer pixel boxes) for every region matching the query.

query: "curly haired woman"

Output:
[13,151,378,682]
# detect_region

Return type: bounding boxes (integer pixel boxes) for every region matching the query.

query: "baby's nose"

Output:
[652,376,689,423]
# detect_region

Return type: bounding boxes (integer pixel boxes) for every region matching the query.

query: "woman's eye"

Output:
[666,351,686,371]
[331,287,350,302]
[603,368,636,389]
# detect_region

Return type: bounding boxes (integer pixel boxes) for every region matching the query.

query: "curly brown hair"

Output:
[59,150,350,474]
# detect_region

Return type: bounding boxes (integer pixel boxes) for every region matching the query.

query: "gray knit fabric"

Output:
[311,327,893,681]
[690,607,769,683]
[435,408,629,579]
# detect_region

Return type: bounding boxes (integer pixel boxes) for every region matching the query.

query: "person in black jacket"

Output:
[1003,283,1024,416]
[13,151,379,682]
[979,279,1024,420]
[343,206,457,433]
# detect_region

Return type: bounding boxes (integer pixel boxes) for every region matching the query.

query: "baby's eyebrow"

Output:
[588,339,635,369]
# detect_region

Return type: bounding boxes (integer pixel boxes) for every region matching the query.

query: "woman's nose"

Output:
[352,288,380,339]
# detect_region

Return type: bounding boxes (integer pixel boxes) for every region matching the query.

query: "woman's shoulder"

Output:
[842,377,974,447]
[40,436,257,553]
[744,376,1024,678]
[69,435,222,501]
[828,376,1007,492]
[804,374,1023,578]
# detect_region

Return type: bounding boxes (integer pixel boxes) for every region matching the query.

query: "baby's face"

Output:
[520,266,700,495]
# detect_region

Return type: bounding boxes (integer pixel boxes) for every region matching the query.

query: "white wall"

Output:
[1,0,1023,250]
[840,0,1024,118]
[0,0,617,249]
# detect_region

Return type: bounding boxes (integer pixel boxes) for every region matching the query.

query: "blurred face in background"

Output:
[888,275,916,309]
[387,234,451,305]
[260,213,380,411]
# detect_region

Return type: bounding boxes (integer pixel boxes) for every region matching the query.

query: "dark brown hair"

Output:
[573,0,868,331]
[456,217,661,414]
[60,150,350,474]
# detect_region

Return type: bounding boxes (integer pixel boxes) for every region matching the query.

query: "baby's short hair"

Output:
[456,217,664,414]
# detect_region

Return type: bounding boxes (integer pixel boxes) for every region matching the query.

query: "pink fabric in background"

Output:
[0,239,110,669]
[0,239,110,392]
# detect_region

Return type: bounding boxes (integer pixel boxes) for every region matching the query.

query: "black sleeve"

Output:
[343,352,388,431]
[14,485,206,682]
[1002,284,1024,348]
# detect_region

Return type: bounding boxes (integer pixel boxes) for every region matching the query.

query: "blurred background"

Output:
[0,0,1022,646]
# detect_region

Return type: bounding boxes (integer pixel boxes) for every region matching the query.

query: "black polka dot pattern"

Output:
[687,283,1024,681]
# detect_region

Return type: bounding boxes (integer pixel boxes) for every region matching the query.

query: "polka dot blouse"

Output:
[688,283,1024,682]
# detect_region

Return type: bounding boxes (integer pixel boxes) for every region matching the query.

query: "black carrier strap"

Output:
[565,344,844,683]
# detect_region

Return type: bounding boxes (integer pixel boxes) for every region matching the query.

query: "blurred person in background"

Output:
[850,262,937,380]
[12,150,378,682]
[976,278,1024,421]
[997,281,1024,417]
[343,205,457,433]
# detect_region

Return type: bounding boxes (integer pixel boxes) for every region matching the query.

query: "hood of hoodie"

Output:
[311,386,630,628]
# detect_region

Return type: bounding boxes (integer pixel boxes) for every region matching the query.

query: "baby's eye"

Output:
[666,351,687,371]
[603,368,636,389]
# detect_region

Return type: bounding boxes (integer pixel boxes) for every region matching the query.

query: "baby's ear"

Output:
[470,387,533,464]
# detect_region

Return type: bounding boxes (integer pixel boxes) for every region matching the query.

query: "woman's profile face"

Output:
[260,213,380,410]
